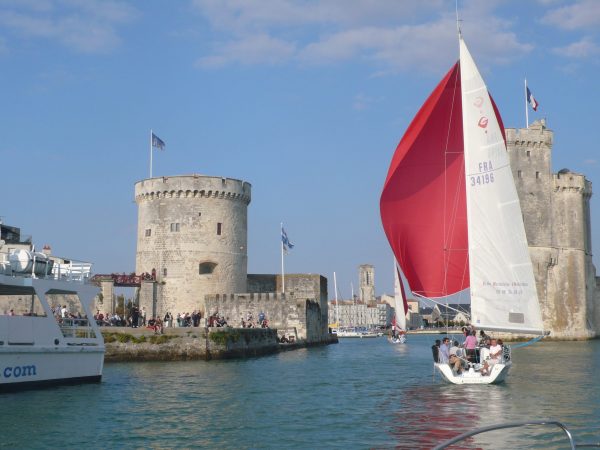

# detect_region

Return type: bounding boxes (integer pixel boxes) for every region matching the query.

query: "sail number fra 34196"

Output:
[470,160,495,187]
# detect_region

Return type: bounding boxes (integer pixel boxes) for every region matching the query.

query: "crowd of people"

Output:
[238,311,269,329]
[90,307,270,332]
[431,325,510,376]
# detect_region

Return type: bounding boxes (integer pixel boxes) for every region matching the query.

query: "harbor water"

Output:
[0,335,598,449]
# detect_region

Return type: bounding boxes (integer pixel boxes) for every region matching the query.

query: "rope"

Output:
[509,335,545,349]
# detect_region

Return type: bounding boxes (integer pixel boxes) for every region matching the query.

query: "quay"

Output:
[102,327,337,362]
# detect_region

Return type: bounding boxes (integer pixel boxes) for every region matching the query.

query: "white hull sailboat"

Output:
[380,32,545,385]
[388,263,407,344]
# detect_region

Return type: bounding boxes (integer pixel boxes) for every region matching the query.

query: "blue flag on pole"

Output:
[281,227,294,253]
[152,133,165,150]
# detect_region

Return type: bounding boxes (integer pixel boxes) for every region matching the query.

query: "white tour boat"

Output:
[1,243,104,391]
[380,30,546,384]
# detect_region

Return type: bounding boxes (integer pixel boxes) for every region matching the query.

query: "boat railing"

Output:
[51,260,92,283]
[59,317,98,340]
[433,420,600,450]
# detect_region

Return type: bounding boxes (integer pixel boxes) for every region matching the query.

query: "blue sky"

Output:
[1,0,599,300]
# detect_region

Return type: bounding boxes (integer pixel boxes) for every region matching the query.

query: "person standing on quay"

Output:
[131,306,139,328]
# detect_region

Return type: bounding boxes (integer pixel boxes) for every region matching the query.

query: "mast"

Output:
[334,272,339,328]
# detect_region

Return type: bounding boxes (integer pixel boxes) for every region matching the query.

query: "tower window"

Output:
[199,262,217,274]
[526,150,531,157]
[217,223,222,235]
[170,223,180,232]
[517,170,522,179]
[536,171,540,179]
[145,229,151,237]
[163,268,167,276]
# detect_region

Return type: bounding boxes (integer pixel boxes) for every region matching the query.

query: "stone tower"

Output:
[506,120,597,338]
[135,175,251,317]
[359,264,375,303]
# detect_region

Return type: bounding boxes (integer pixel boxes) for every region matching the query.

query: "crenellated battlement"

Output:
[553,171,593,197]
[134,175,251,205]
[506,119,553,148]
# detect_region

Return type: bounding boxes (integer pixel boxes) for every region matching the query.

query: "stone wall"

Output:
[204,291,329,343]
[103,327,281,361]
[247,273,329,339]
[135,175,251,317]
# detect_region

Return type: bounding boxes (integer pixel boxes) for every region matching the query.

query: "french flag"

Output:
[527,86,539,111]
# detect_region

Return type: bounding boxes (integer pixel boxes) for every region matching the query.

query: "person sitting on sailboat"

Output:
[480,338,503,376]
[448,340,466,374]
[439,337,450,363]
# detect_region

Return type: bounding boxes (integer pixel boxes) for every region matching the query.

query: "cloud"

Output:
[553,37,600,58]
[0,0,138,53]
[352,93,378,111]
[191,0,446,31]
[196,34,296,68]
[541,0,600,30]
[192,0,532,73]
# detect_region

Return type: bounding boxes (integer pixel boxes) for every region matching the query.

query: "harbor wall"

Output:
[102,327,334,362]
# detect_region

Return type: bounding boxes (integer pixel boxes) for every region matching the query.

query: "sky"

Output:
[1,0,599,301]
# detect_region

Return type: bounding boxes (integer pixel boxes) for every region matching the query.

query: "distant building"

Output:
[359,264,375,303]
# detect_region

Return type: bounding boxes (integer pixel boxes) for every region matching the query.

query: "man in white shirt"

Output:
[488,339,503,365]
[482,338,503,376]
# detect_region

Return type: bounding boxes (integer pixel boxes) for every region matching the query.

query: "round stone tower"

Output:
[134,175,251,317]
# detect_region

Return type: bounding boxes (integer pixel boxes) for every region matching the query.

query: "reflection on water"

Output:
[0,336,598,449]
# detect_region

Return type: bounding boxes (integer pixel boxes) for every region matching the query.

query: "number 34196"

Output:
[470,173,494,186]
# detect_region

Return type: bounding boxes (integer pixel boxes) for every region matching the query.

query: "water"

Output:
[0,335,598,449]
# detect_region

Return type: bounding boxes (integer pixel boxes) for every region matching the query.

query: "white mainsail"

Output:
[394,264,407,331]
[459,37,544,335]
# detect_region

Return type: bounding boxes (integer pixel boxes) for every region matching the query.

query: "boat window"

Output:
[0,285,47,317]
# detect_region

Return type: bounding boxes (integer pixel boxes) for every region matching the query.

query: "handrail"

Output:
[433,420,599,450]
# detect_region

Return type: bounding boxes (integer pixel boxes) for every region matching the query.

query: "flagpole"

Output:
[280,222,285,294]
[525,79,529,129]
[150,129,153,178]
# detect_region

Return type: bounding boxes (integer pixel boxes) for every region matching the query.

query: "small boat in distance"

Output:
[1,224,104,391]
[380,30,545,384]
[389,263,407,344]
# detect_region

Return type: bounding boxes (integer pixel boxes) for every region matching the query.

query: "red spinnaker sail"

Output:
[380,63,468,298]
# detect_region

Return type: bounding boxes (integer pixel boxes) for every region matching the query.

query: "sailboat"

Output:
[380,32,545,384]
[389,264,408,344]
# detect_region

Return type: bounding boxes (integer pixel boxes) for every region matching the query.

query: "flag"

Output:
[527,86,539,111]
[152,132,165,150]
[281,227,294,254]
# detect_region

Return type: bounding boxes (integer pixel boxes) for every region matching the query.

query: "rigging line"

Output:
[509,335,545,349]
[441,63,461,298]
